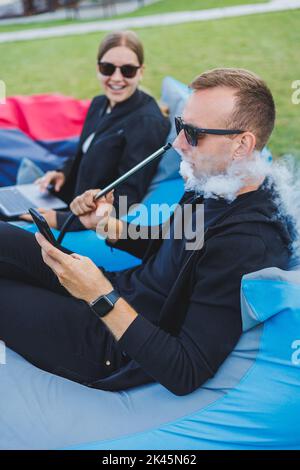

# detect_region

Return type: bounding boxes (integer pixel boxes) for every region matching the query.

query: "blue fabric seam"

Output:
[243,278,300,322]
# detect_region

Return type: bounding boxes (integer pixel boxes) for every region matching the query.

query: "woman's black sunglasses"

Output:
[175,116,245,147]
[98,61,141,79]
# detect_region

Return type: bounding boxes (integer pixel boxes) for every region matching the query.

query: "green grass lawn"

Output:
[120,0,268,16]
[0,0,267,33]
[0,8,299,157]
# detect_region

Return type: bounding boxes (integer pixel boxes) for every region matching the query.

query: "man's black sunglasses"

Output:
[175,116,245,147]
[98,61,141,79]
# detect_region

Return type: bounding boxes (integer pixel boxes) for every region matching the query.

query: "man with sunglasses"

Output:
[0,68,293,397]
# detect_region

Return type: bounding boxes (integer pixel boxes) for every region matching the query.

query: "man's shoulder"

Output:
[208,217,287,244]
[203,217,292,271]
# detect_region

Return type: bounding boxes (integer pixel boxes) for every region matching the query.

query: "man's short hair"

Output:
[190,68,276,150]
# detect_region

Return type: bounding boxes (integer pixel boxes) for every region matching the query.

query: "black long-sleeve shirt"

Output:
[92,181,292,396]
[109,195,235,325]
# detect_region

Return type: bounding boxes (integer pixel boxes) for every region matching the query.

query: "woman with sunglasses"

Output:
[25,30,170,229]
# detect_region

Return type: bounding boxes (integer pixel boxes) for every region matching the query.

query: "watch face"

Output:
[91,295,114,318]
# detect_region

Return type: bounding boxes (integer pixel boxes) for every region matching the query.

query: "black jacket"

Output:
[91,180,292,396]
[56,89,170,229]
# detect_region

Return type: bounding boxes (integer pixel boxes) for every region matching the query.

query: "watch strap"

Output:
[105,289,120,305]
[89,289,120,318]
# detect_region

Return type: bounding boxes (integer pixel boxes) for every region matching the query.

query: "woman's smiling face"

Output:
[97,46,144,108]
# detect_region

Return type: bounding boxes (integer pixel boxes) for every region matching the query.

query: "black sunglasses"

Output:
[98,61,141,79]
[175,116,245,147]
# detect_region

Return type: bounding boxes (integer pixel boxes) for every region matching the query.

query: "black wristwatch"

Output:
[89,289,120,318]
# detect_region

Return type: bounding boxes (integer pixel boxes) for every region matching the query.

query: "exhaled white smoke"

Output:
[179,151,300,257]
[179,150,269,201]
[265,155,300,258]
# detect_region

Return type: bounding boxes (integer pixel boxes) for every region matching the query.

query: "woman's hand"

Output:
[35,232,113,303]
[19,208,57,228]
[35,171,66,193]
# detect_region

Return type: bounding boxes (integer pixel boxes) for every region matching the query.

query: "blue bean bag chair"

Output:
[1,264,299,450]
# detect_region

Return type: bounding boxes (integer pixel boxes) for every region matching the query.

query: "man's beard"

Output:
[178,148,300,259]
[179,151,268,202]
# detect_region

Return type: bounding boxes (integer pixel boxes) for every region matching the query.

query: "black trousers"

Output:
[0,221,127,386]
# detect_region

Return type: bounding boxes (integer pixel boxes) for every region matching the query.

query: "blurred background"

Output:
[0,0,299,157]
[0,1,148,19]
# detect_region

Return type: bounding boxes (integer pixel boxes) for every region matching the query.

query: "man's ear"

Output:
[233,132,256,161]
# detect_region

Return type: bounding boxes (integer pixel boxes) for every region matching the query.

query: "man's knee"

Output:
[0,221,16,234]
[0,221,16,245]
[0,221,34,252]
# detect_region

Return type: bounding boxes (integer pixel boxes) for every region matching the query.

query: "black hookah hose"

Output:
[57,142,172,244]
